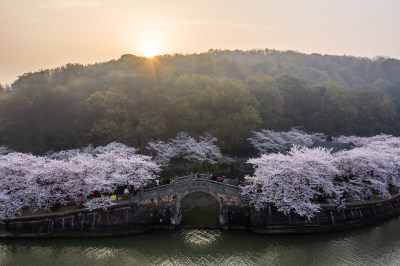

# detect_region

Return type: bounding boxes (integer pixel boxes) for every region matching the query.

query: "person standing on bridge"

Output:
[210,172,217,181]
[124,187,129,199]
[194,172,200,179]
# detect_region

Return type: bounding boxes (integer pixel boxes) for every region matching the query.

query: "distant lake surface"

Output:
[2,193,400,265]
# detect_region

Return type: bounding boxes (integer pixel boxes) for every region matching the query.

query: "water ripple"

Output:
[2,217,400,265]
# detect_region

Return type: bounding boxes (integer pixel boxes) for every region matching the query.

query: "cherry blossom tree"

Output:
[249,128,326,154]
[29,156,72,208]
[332,134,393,147]
[334,137,400,199]
[0,153,35,219]
[56,149,159,210]
[46,142,137,160]
[146,140,179,167]
[0,142,159,219]
[0,153,61,219]
[243,146,339,219]
[147,132,231,167]
[0,191,20,220]
[243,136,400,219]
[94,152,160,191]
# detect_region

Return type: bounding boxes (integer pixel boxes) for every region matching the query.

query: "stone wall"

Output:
[1,193,400,238]
[250,195,400,234]
[0,202,174,238]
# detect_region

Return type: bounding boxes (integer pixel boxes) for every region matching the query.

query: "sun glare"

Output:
[144,44,158,58]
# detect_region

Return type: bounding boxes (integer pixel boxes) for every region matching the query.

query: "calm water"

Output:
[2,194,400,265]
[180,192,220,226]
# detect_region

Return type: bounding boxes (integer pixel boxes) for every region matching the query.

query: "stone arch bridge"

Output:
[132,174,249,228]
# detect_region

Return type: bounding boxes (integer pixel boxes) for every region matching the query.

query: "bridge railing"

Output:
[144,172,245,189]
[132,176,244,202]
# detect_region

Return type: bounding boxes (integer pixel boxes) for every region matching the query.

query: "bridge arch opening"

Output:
[177,191,221,228]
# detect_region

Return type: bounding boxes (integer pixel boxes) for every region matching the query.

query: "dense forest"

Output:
[1,49,400,154]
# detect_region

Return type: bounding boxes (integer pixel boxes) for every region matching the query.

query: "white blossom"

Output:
[46,142,137,160]
[249,128,326,154]
[243,136,400,218]
[0,143,159,220]
[332,134,393,147]
[146,140,179,167]
[83,196,116,211]
[243,146,339,219]
[334,137,400,199]
[147,132,231,167]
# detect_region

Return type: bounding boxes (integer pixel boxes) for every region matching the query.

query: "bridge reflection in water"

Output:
[180,192,220,227]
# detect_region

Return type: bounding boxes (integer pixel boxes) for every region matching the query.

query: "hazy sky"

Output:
[1,0,399,84]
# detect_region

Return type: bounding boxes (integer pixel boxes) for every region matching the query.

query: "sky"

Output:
[1,0,400,85]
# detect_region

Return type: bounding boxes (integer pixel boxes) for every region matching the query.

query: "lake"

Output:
[2,192,400,265]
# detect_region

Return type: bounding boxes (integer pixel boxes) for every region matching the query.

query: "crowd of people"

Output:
[148,172,241,189]
[104,173,240,202]
[209,173,240,186]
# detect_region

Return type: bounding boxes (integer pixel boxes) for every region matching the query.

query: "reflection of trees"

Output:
[2,218,400,265]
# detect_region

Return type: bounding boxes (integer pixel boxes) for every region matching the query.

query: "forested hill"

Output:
[1,49,400,154]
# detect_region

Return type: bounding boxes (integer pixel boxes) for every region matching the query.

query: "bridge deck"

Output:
[132,174,244,202]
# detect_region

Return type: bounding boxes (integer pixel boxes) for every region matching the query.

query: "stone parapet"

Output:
[2,182,400,238]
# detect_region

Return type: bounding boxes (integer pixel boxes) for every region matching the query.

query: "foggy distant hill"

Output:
[1,49,399,154]
[10,49,400,98]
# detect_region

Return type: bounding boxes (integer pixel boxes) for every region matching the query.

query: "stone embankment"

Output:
[251,195,400,234]
[1,176,400,238]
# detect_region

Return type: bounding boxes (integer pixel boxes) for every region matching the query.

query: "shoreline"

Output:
[2,192,400,238]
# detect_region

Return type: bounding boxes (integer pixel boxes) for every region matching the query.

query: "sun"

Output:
[144,44,158,58]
